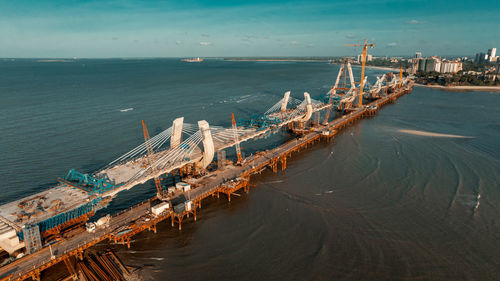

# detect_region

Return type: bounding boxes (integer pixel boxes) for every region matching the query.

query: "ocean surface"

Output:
[0,59,499,280]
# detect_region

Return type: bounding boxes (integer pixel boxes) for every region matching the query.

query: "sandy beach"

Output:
[364,65,399,72]
[399,129,473,138]
[415,83,500,92]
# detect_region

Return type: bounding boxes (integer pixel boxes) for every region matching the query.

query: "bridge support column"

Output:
[299,92,313,122]
[197,120,215,169]
[170,117,184,149]
[281,91,291,112]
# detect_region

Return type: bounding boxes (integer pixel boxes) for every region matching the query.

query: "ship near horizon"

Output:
[181,57,203,62]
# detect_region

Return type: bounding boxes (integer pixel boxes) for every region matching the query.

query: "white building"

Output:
[475,48,498,63]
[488,48,496,60]
[357,54,373,63]
[433,58,442,72]
[440,60,462,73]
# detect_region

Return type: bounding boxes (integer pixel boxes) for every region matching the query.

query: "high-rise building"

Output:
[475,48,498,63]
[357,54,373,63]
[475,53,486,63]
[488,48,497,59]
[415,56,462,73]
[415,52,422,59]
[440,60,462,73]
[418,57,441,72]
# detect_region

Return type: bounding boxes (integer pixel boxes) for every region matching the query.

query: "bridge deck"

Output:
[0,185,91,231]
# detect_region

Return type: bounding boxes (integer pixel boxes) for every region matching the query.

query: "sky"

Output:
[1,0,499,58]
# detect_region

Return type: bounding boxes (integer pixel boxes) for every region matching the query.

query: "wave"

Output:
[120,108,134,112]
[399,129,473,138]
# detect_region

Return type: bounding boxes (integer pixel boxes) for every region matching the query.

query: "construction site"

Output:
[0,42,415,281]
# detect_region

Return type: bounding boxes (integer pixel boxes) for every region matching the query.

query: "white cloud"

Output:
[199,41,212,46]
[290,41,299,46]
[346,34,355,39]
[387,42,398,47]
[405,19,426,24]
[175,40,182,45]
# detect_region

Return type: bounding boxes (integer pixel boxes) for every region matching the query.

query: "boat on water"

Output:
[181,57,203,62]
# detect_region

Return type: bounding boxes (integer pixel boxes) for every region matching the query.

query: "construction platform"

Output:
[0,81,414,281]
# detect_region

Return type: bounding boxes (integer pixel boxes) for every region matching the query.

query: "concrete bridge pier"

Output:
[170,117,184,149]
[280,91,291,112]
[196,120,215,170]
[295,92,313,131]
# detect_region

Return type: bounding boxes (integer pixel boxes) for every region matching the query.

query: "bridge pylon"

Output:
[171,117,184,149]
[197,120,215,170]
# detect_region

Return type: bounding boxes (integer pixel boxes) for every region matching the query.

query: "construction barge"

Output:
[0,54,414,280]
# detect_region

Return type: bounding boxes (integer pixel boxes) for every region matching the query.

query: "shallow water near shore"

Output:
[1,59,499,280]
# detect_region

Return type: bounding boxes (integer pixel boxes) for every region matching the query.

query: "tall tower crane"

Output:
[345,39,374,108]
[142,120,163,197]
[399,65,403,89]
[231,113,242,164]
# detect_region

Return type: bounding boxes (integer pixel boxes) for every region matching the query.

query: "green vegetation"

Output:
[415,62,499,86]
[365,59,410,69]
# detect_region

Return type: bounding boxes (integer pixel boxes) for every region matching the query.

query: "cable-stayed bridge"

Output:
[98,91,331,196]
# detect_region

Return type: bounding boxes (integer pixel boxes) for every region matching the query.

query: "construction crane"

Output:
[231,113,243,164]
[345,39,374,108]
[142,120,163,197]
[399,65,403,89]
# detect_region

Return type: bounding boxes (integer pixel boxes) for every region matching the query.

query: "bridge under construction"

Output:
[0,49,414,280]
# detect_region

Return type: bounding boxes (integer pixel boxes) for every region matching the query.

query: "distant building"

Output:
[440,60,462,73]
[475,48,498,63]
[415,52,422,58]
[357,54,373,63]
[475,53,487,63]
[417,57,441,72]
[488,48,496,59]
[413,56,462,74]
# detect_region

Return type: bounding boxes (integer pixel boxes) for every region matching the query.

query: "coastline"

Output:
[224,60,401,72]
[415,83,500,92]
[364,65,399,72]
[224,58,329,62]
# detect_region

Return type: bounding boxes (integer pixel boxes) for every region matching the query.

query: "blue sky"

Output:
[1,0,499,58]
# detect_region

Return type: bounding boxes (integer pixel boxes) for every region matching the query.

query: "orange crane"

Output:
[231,113,242,164]
[345,39,374,107]
[142,120,163,196]
[399,65,403,89]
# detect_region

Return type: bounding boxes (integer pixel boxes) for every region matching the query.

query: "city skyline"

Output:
[1,0,499,58]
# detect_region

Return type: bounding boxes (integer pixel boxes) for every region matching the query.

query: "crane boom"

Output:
[231,113,242,163]
[142,120,162,195]
[346,39,374,107]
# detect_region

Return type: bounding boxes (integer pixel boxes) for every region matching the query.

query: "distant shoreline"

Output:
[224,59,401,71]
[415,83,500,92]
[224,58,330,62]
[363,65,399,72]
[37,59,74,62]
